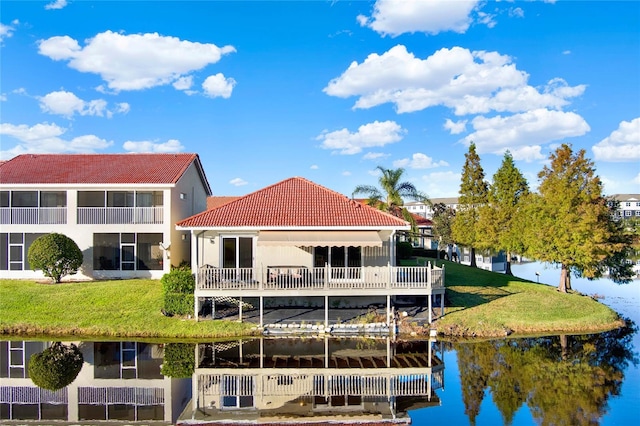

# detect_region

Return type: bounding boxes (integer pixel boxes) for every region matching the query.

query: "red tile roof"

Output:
[178,177,410,229]
[0,153,208,188]
[207,195,241,210]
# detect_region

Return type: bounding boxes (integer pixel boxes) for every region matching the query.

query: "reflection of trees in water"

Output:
[455,323,638,426]
[28,342,83,391]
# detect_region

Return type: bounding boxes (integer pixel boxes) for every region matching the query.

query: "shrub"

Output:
[396,241,413,260]
[28,342,83,390]
[161,343,195,378]
[161,269,195,315]
[413,248,447,259]
[164,293,194,316]
[161,269,195,294]
[27,233,83,283]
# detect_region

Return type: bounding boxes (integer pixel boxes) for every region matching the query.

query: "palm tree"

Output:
[353,166,429,234]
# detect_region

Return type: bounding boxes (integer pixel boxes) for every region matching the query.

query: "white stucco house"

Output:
[0,153,211,280]
[176,177,445,327]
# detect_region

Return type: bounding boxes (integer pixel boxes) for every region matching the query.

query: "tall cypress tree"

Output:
[452,142,488,268]
[524,144,627,292]
[476,151,529,275]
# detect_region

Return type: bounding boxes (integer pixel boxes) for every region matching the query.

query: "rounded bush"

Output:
[27,233,83,283]
[161,343,195,378]
[396,241,413,260]
[161,269,195,294]
[28,342,83,391]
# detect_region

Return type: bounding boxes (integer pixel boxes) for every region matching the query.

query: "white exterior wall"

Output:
[170,162,210,268]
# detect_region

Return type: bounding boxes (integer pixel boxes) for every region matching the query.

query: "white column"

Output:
[428,295,433,323]
[239,297,243,322]
[259,296,264,327]
[324,295,329,329]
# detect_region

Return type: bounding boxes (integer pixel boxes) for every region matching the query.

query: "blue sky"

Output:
[1,0,639,199]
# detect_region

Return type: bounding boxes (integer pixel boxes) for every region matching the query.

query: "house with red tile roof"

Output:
[176,177,445,328]
[0,153,211,280]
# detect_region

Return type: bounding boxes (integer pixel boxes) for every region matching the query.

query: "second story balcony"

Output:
[77,206,164,225]
[0,207,67,225]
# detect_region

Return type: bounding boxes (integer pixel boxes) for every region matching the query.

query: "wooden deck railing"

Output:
[196,264,445,292]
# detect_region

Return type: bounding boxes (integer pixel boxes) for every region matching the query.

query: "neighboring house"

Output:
[176,177,445,327]
[607,194,640,219]
[0,340,189,423]
[0,153,211,280]
[405,197,459,220]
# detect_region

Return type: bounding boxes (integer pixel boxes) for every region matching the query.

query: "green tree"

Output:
[161,343,195,378]
[353,166,428,236]
[28,342,83,391]
[27,233,83,283]
[476,151,530,275]
[452,143,488,268]
[431,202,456,249]
[524,144,627,292]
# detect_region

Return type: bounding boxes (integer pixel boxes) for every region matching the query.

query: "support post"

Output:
[386,295,391,327]
[194,296,199,322]
[239,297,243,322]
[428,295,433,324]
[259,296,264,328]
[324,295,329,329]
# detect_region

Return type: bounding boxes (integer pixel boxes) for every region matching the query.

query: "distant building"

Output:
[607,194,640,220]
[405,197,459,220]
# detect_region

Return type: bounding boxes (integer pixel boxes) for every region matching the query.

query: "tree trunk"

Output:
[470,247,477,268]
[505,252,513,276]
[559,264,570,293]
[560,334,568,360]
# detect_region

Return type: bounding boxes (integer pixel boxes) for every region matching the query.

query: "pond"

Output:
[1,263,638,425]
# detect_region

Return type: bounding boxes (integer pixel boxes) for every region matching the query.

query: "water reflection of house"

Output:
[0,340,189,424]
[178,337,444,425]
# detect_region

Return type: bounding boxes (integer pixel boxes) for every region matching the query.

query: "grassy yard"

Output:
[0,261,625,340]
[0,279,255,340]
[421,258,624,337]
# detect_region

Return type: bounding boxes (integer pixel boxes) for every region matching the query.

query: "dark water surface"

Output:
[1,263,638,425]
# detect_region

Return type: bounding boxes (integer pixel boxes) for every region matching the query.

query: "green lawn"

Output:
[422,259,624,337]
[0,261,625,340]
[0,279,254,340]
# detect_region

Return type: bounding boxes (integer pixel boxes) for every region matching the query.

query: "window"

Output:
[0,191,8,208]
[78,191,105,207]
[107,191,134,207]
[11,192,38,207]
[40,191,66,207]
[626,202,631,207]
[625,210,632,216]
[93,233,162,271]
[0,233,46,271]
[636,211,640,216]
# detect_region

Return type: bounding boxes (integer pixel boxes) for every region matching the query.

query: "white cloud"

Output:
[173,75,193,91]
[123,139,184,153]
[202,73,236,98]
[592,117,640,162]
[444,118,467,134]
[0,94,6,102]
[510,7,525,18]
[0,122,112,159]
[324,45,585,115]
[393,153,448,169]
[316,120,405,155]
[45,0,67,10]
[342,171,352,176]
[633,173,640,185]
[507,145,546,163]
[563,50,571,55]
[38,90,129,118]
[363,152,388,160]
[463,109,590,155]
[38,31,236,92]
[421,171,462,198]
[358,0,481,36]
[230,178,248,186]
[0,21,17,43]
[310,164,319,170]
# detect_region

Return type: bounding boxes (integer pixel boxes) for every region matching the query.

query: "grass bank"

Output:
[422,259,625,338]
[0,261,625,340]
[0,279,255,340]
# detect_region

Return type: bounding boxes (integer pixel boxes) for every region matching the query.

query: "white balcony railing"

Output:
[77,207,163,224]
[197,264,445,292]
[0,207,67,225]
